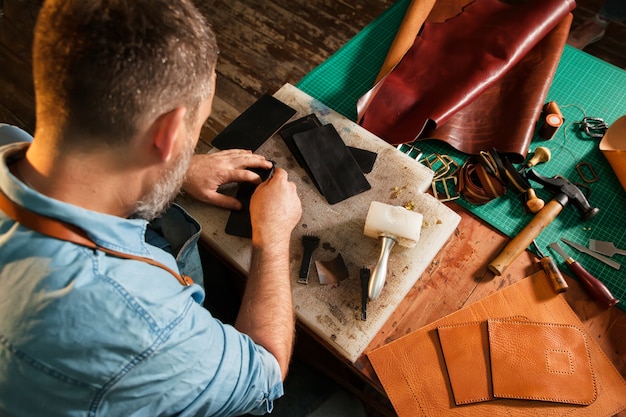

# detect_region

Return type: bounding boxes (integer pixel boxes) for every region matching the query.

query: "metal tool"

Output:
[531,240,568,293]
[561,238,620,270]
[589,239,626,257]
[363,201,423,300]
[360,267,370,321]
[315,253,349,285]
[488,171,599,276]
[298,235,320,284]
[548,241,618,308]
[522,146,551,171]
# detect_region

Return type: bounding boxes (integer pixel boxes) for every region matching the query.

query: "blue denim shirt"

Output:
[0,127,283,416]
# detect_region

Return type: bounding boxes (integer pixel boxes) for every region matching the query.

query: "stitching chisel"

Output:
[298,235,320,284]
[548,241,619,308]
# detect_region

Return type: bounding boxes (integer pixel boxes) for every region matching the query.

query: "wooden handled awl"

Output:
[548,241,618,308]
[531,240,568,293]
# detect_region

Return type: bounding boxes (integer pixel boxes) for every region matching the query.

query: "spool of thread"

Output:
[538,101,564,140]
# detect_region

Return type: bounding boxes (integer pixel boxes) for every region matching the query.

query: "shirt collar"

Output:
[0,142,153,257]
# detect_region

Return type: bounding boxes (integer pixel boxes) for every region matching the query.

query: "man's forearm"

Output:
[235,239,295,379]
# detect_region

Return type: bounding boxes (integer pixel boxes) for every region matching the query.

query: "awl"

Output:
[548,241,618,308]
[560,238,621,270]
[531,240,568,293]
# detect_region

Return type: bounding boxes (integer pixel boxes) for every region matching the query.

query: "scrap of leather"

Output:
[279,114,378,195]
[358,0,575,162]
[488,319,596,405]
[367,271,626,416]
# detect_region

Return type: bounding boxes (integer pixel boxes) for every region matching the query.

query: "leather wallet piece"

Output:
[279,115,378,194]
[279,114,324,192]
[367,271,626,417]
[438,316,529,405]
[437,321,493,405]
[292,124,371,204]
[211,94,296,151]
[488,319,596,405]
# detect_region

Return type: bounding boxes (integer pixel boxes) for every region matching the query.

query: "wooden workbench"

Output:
[181,84,461,363]
[179,85,626,416]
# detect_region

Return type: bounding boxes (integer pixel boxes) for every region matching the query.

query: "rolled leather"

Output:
[358,0,576,162]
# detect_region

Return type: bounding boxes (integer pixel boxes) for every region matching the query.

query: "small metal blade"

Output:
[561,238,621,270]
[548,241,570,262]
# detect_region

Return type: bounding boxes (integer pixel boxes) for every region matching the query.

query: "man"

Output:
[0,0,302,416]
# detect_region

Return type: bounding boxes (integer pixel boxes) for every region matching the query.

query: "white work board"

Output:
[179,83,461,362]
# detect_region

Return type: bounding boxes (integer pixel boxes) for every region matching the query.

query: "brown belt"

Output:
[0,188,193,286]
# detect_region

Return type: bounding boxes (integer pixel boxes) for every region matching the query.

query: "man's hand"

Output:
[249,168,302,245]
[236,168,301,379]
[182,150,273,210]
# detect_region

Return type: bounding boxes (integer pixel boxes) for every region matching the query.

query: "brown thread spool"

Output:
[538,101,564,140]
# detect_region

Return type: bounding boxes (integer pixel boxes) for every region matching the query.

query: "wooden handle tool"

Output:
[548,241,618,308]
[532,240,568,293]
[488,199,563,275]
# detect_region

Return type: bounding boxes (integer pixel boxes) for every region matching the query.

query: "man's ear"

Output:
[152,107,187,162]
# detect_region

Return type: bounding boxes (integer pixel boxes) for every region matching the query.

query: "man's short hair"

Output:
[33,0,219,147]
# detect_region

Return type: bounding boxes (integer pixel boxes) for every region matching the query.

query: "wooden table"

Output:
[291,201,626,417]
[179,85,626,417]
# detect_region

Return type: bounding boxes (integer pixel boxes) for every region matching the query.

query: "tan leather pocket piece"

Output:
[488,319,597,405]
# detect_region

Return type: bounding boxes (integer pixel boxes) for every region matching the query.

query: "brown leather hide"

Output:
[358,0,576,162]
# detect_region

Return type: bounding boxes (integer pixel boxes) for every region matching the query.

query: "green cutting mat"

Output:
[297,0,626,311]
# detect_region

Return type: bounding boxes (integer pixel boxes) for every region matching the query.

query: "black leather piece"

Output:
[293,124,371,204]
[280,114,378,194]
[279,114,324,192]
[347,146,377,174]
[211,94,297,151]
[224,162,275,239]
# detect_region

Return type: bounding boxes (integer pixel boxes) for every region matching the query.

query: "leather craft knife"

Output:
[560,238,621,270]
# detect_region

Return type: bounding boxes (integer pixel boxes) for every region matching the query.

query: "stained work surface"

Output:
[180,84,460,362]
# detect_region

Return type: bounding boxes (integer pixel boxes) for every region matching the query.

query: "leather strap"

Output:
[0,189,193,286]
[458,158,507,205]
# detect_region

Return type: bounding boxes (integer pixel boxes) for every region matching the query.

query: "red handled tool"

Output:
[548,241,618,308]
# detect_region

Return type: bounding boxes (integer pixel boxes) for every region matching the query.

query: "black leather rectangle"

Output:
[224,163,276,239]
[211,94,297,151]
[293,124,371,204]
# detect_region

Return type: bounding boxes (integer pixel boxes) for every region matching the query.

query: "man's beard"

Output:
[132,136,195,221]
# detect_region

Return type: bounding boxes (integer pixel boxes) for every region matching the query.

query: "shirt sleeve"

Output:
[98,299,284,417]
[0,124,33,145]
